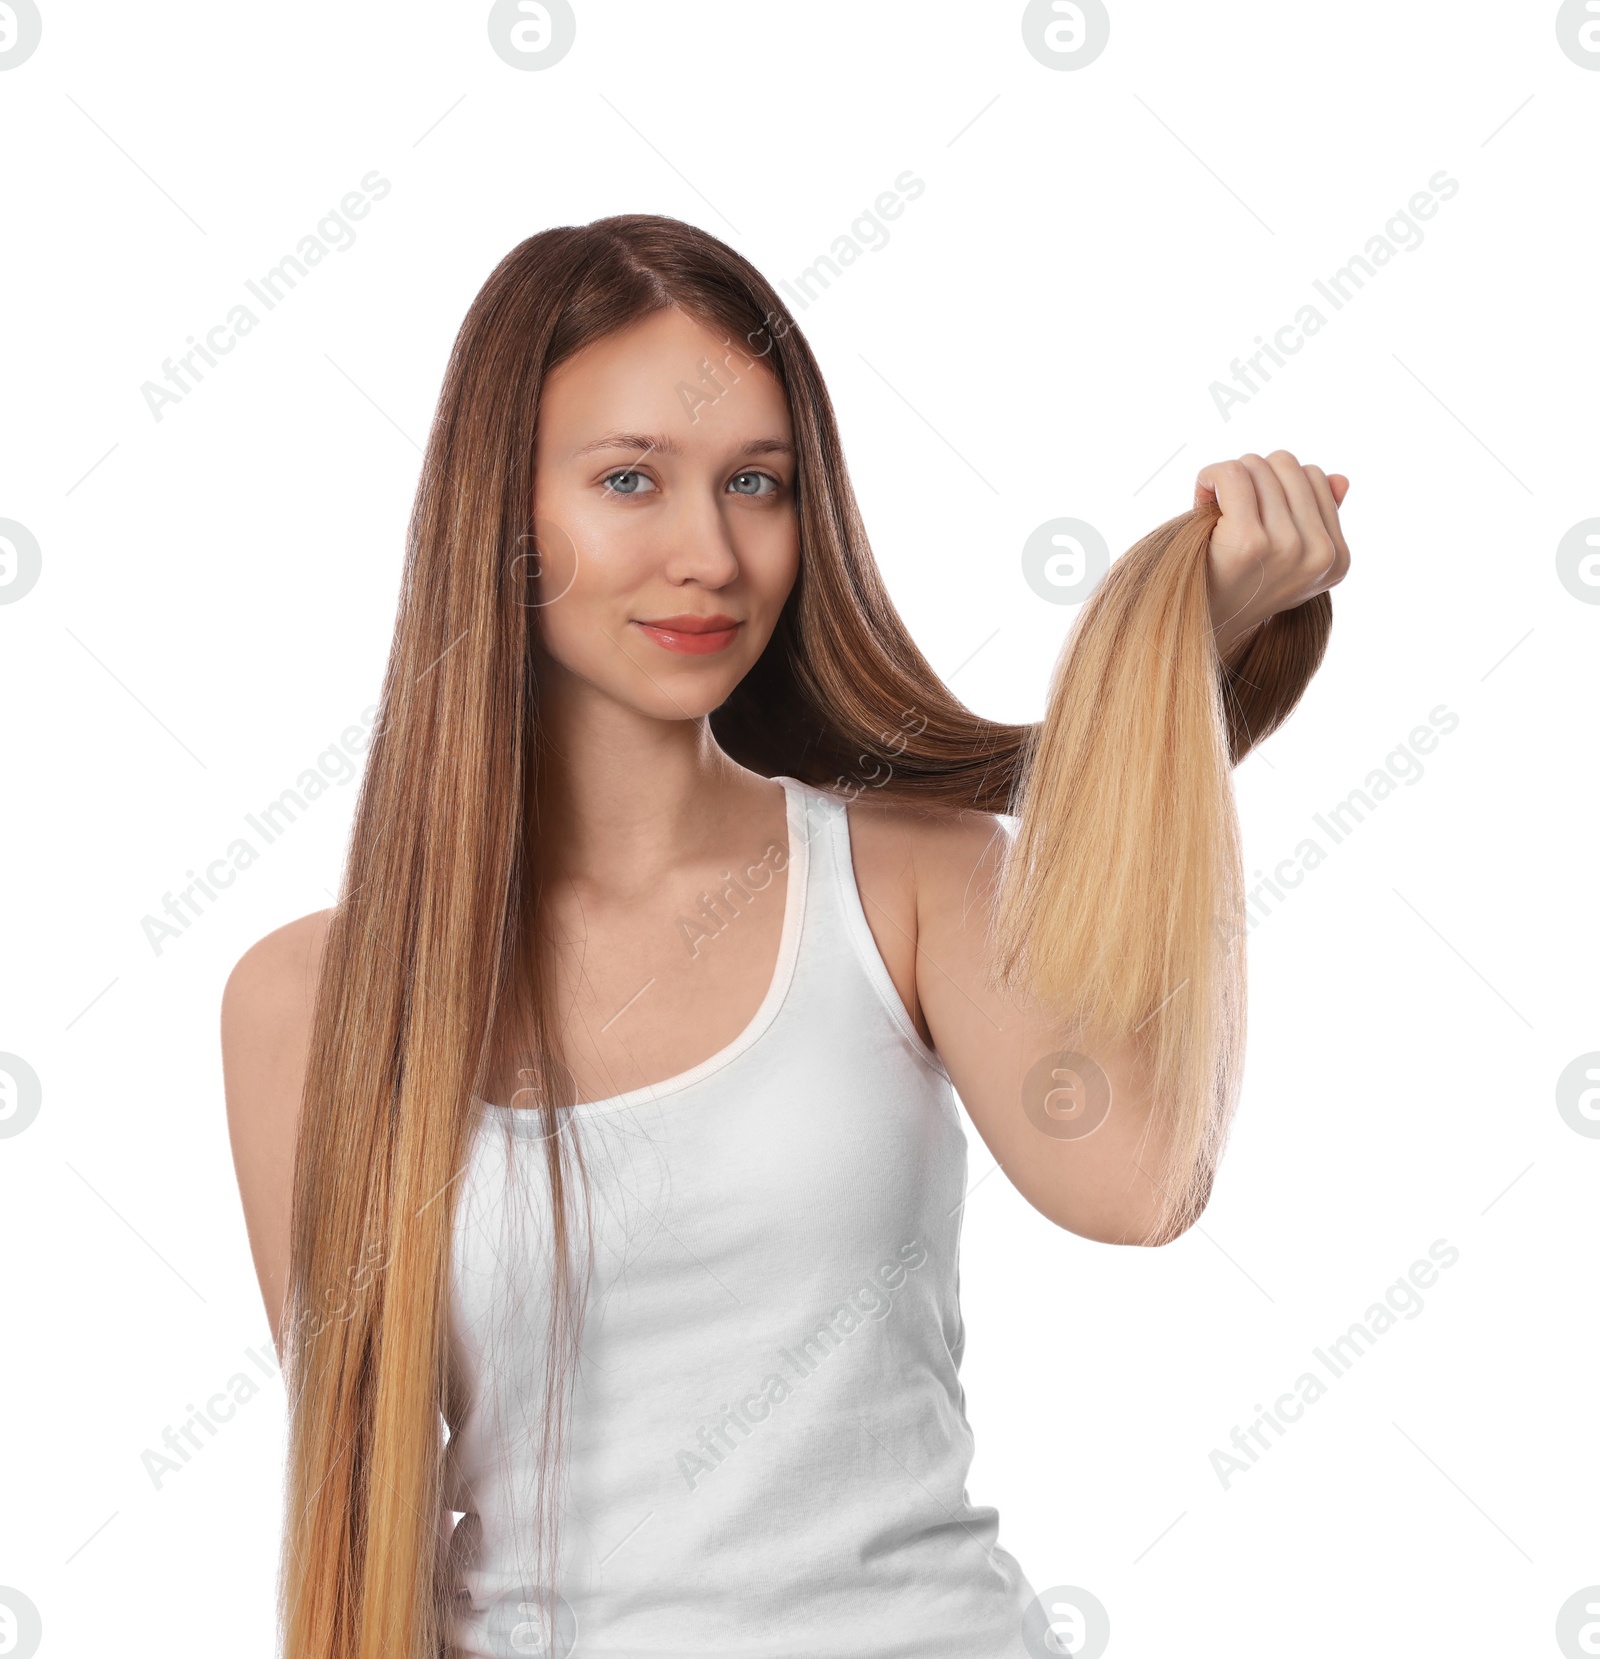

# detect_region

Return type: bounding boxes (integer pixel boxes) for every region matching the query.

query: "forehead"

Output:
[538,306,790,454]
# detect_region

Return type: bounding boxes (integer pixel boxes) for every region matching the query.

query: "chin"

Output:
[637,675,741,721]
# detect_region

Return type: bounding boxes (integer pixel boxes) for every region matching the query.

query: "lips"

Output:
[631,613,742,656]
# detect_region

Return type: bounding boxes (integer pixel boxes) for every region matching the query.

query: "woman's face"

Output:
[528,305,800,722]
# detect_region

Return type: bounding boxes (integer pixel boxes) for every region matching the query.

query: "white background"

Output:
[1,2,1596,1655]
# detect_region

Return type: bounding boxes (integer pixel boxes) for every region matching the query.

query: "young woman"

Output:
[221,214,1349,1658]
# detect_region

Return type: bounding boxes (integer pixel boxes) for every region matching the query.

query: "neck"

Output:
[533,652,766,888]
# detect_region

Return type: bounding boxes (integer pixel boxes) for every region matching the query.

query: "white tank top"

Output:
[445,775,1038,1657]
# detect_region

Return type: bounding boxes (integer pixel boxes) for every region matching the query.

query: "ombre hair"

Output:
[280,213,1329,1657]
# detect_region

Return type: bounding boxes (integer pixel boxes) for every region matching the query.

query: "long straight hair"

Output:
[280,214,1329,1657]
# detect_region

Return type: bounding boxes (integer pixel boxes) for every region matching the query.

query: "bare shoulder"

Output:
[845,790,1011,922]
[842,790,1014,972]
[220,906,335,1340]
[221,907,336,1061]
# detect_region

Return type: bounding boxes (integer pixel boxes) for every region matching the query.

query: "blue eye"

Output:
[601,468,782,499]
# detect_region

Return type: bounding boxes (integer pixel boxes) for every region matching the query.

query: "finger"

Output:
[1238,452,1296,550]
[1194,457,1261,530]
[1299,465,1342,543]
[1301,466,1352,585]
[1301,463,1346,527]
[1262,450,1334,568]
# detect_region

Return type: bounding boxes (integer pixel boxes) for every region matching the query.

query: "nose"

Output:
[657,478,742,588]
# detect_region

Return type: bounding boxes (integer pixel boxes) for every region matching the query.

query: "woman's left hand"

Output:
[1196,451,1351,658]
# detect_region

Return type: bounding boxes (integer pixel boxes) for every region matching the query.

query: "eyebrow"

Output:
[570,431,795,461]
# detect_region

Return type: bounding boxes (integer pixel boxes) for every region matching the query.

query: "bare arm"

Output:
[850,801,1178,1246]
[863,453,1351,1243]
[219,908,333,1347]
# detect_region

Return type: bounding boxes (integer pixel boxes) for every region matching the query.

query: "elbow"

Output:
[1042,1198,1205,1248]
[1021,1147,1216,1245]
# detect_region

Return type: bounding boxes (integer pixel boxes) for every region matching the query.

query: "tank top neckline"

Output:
[478,773,810,1123]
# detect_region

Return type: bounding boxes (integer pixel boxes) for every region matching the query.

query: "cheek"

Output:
[731,536,799,663]
[749,520,801,608]
[526,516,581,609]
[525,507,655,677]
[529,543,615,674]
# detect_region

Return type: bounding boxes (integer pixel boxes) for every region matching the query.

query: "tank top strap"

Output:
[780,771,838,867]
[774,775,949,1077]
[775,774,850,932]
